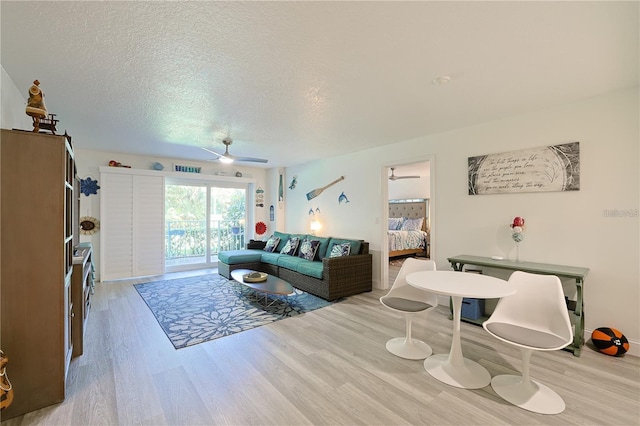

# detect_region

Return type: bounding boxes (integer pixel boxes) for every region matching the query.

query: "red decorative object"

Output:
[108,160,131,168]
[511,216,525,227]
[255,221,267,235]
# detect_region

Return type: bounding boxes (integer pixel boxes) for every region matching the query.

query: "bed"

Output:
[388,199,430,258]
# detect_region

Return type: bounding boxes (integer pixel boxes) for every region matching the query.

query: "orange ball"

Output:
[592,327,629,356]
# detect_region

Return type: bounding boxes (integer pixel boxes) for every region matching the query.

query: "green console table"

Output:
[447,254,589,357]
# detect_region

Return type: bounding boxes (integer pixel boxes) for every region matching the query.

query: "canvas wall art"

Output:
[468,142,580,195]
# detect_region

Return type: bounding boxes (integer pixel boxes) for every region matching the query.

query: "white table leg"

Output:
[423,296,491,389]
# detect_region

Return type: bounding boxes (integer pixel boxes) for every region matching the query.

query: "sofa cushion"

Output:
[218,249,263,265]
[273,231,291,252]
[276,256,324,280]
[263,235,280,253]
[329,242,351,257]
[296,260,324,280]
[306,235,331,261]
[260,252,286,266]
[280,236,300,256]
[277,254,305,271]
[325,238,362,257]
[298,238,321,261]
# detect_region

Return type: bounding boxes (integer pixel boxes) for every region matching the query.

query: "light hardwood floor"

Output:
[2,266,639,425]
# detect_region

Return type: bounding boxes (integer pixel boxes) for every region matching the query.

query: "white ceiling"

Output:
[1,2,637,169]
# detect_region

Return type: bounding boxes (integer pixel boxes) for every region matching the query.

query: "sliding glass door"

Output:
[209,186,246,258]
[165,180,246,271]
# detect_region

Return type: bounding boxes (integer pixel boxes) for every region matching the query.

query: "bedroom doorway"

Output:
[384,159,433,289]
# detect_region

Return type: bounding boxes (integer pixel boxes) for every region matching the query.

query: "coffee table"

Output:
[230,269,295,307]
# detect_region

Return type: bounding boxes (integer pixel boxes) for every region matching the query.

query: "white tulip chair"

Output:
[380,258,438,360]
[483,270,573,414]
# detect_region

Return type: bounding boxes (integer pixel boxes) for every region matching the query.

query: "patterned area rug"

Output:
[134,274,333,349]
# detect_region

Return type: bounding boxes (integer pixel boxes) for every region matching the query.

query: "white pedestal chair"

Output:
[380,258,438,360]
[483,270,573,414]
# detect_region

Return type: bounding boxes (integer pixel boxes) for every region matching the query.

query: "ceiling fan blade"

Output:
[202,138,268,163]
[202,146,235,163]
[389,167,420,180]
[230,156,269,163]
[201,147,223,158]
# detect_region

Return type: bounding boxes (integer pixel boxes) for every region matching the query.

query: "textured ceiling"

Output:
[1,1,637,169]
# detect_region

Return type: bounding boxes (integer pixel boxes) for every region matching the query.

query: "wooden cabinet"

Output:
[72,243,94,357]
[0,129,76,419]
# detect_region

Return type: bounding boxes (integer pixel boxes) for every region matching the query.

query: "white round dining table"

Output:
[406,270,516,389]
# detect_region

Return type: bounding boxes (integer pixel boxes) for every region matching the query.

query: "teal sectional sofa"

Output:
[218,231,372,301]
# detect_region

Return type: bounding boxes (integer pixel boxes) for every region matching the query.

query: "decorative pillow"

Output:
[298,239,321,261]
[329,242,351,258]
[263,235,280,253]
[401,217,424,231]
[273,231,291,252]
[280,236,300,256]
[388,217,404,230]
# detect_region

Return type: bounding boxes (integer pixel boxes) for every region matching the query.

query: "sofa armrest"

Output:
[246,239,267,250]
[322,253,371,274]
[321,253,373,299]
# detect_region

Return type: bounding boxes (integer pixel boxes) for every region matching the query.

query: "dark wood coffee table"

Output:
[230,269,295,307]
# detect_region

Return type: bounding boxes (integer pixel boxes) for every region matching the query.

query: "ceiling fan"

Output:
[202,137,268,164]
[389,167,420,181]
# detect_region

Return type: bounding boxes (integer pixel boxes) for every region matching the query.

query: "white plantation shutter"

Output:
[133,175,164,276]
[101,173,133,280]
[100,170,164,280]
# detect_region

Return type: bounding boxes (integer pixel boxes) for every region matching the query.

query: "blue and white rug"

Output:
[134,274,333,349]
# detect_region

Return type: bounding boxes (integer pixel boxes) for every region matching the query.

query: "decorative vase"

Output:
[511,229,524,262]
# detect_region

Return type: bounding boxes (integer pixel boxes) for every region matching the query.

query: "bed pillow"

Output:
[280,236,300,256]
[298,239,321,261]
[329,242,351,258]
[400,217,424,231]
[263,235,280,253]
[388,217,404,230]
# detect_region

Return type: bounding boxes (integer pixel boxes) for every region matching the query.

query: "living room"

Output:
[1,1,638,424]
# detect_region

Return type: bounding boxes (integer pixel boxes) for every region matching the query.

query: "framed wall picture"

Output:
[468,142,580,195]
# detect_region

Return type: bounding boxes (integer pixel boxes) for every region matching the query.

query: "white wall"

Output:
[266,168,286,234]
[1,66,31,130]
[285,88,639,355]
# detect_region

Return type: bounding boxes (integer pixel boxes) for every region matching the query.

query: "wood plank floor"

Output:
[2,266,639,425]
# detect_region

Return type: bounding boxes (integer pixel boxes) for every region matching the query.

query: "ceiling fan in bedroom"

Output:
[389,167,420,181]
[202,137,268,164]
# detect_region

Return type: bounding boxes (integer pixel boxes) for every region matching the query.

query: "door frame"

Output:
[380,154,435,290]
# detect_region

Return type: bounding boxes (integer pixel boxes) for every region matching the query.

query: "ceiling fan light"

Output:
[219,156,234,164]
